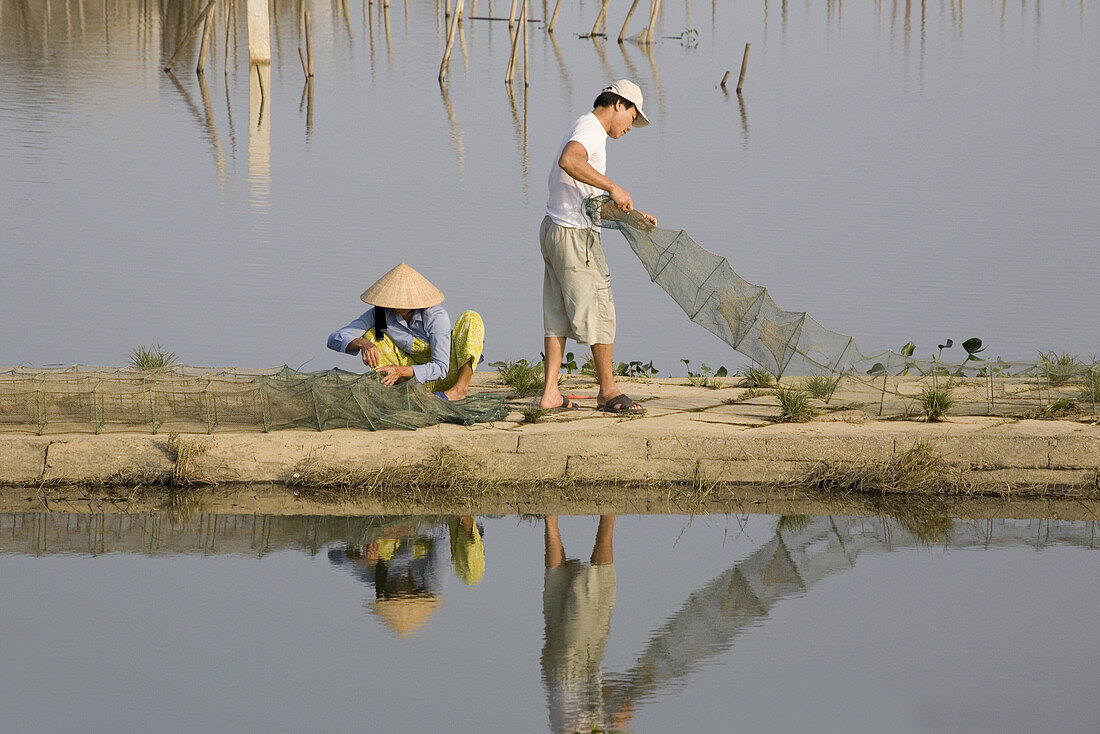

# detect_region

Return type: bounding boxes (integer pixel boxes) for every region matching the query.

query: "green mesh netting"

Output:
[0,366,508,435]
[586,196,1042,378]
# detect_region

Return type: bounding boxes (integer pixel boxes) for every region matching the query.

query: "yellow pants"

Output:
[364,310,485,392]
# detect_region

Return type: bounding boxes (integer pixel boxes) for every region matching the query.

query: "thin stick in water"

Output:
[618,0,640,42]
[197,2,215,74]
[305,10,314,77]
[547,0,562,33]
[164,0,215,72]
[721,70,730,88]
[439,0,464,81]
[736,42,750,93]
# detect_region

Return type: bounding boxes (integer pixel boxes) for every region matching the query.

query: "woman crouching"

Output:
[327,263,484,402]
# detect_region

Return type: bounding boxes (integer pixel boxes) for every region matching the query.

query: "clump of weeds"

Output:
[803,373,841,401]
[798,442,973,496]
[738,364,776,388]
[129,343,178,371]
[521,405,549,424]
[918,384,954,422]
[775,386,818,423]
[1038,350,1083,386]
[490,358,544,398]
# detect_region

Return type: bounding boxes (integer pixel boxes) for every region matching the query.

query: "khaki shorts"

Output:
[540,216,616,345]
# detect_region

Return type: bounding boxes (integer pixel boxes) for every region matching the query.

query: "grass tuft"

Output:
[775,386,818,423]
[166,432,212,487]
[798,442,973,496]
[918,384,954,422]
[1038,350,1083,386]
[491,359,544,398]
[803,373,841,401]
[129,343,178,371]
[521,405,549,424]
[1079,362,1100,409]
[739,364,775,388]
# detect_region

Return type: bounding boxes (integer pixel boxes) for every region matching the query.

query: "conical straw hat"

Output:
[360,263,445,309]
[370,597,443,638]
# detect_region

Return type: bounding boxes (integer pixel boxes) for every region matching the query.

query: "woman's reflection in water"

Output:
[542,515,634,733]
[327,516,484,638]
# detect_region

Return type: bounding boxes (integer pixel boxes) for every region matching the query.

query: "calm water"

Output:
[0,511,1097,732]
[1,0,1098,375]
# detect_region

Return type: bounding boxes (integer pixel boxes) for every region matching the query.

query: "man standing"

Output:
[538,80,655,414]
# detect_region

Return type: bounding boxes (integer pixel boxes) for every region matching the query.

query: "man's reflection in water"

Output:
[327,516,484,638]
[541,515,634,733]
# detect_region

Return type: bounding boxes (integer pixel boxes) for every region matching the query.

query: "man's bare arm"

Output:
[559,141,656,224]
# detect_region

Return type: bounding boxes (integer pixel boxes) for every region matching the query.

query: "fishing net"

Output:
[585,196,1042,378]
[0,365,508,435]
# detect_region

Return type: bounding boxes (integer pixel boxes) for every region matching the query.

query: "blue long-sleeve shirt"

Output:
[327,306,452,384]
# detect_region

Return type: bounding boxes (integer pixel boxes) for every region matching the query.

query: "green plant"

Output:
[614,360,659,378]
[521,405,549,423]
[1038,351,1083,386]
[129,343,177,370]
[489,358,544,397]
[803,373,841,401]
[775,386,818,423]
[737,363,774,388]
[918,384,954,422]
[682,359,727,388]
[561,352,578,375]
[1079,362,1100,411]
[1045,398,1079,417]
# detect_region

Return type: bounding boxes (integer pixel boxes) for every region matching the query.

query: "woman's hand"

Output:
[361,342,381,369]
[376,364,414,386]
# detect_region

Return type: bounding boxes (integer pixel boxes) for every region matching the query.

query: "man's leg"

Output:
[539,335,566,409]
[544,515,565,569]
[590,515,615,565]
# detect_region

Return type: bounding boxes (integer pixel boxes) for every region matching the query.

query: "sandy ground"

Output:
[1,373,1098,515]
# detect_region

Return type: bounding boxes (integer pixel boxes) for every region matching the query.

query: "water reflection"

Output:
[542,515,632,733]
[329,515,485,637]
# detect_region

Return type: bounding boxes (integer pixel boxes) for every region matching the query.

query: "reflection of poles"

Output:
[737,92,749,145]
[249,62,271,215]
[383,2,392,65]
[590,35,615,82]
[439,80,466,174]
[197,72,228,188]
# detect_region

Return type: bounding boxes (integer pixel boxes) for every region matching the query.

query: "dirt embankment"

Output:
[1,377,1098,515]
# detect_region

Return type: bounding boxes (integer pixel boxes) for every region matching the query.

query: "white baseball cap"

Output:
[602,79,651,128]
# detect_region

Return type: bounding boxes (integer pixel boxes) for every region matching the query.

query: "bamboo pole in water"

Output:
[547,0,562,32]
[522,0,529,86]
[736,42,750,92]
[164,0,215,72]
[590,0,611,36]
[618,0,640,42]
[644,0,661,43]
[305,10,314,76]
[247,0,272,63]
[439,0,464,81]
[197,1,215,74]
[507,0,517,29]
[504,0,524,83]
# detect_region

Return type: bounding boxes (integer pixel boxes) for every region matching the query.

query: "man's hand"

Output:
[376,364,413,386]
[609,183,634,213]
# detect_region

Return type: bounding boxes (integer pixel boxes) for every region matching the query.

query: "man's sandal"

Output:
[598,394,646,414]
[546,397,580,413]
